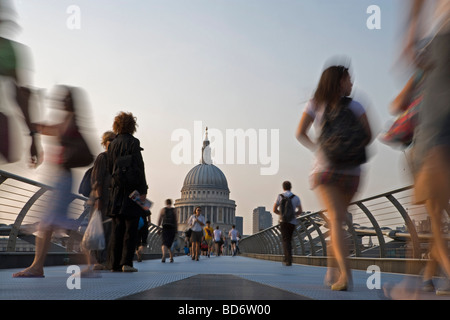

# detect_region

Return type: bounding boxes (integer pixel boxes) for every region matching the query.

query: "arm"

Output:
[197,216,205,227]
[157,209,165,227]
[133,140,148,198]
[2,39,42,168]
[295,112,317,152]
[187,215,193,228]
[273,202,280,215]
[403,0,425,64]
[175,208,178,231]
[359,113,372,146]
[389,75,416,115]
[16,87,43,167]
[34,111,76,137]
[296,203,303,216]
[91,153,107,209]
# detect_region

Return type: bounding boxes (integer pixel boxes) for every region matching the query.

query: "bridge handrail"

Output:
[239,184,446,259]
[0,169,184,255]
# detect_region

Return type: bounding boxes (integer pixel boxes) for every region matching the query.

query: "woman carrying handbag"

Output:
[13,86,94,278]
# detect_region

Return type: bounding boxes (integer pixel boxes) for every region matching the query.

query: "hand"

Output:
[29,136,43,168]
[139,194,146,202]
[95,199,102,211]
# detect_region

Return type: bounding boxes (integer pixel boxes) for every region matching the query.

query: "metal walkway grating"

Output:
[1,255,449,300]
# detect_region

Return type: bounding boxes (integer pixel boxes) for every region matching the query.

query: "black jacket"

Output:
[106,133,148,217]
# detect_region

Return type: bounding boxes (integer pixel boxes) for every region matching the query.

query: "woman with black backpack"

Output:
[296,62,372,291]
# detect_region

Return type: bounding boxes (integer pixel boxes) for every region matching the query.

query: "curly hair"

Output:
[112,111,137,135]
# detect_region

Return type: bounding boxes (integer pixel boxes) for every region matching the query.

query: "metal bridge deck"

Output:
[1,255,448,301]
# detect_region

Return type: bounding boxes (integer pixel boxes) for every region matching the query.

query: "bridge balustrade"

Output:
[0,169,182,255]
[2,169,448,262]
[240,186,449,260]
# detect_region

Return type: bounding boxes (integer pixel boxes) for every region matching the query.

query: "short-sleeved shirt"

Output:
[275,191,301,225]
[229,229,239,241]
[303,99,366,177]
[187,214,205,232]
[213,229,222,242]
[204,226,214,240]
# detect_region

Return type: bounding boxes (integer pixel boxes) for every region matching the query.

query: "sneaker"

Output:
[122,265,138,272]
[436,287,450,295]
[436,283,450,296]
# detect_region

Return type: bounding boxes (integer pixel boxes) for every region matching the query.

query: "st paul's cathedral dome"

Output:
[175,127,236,233]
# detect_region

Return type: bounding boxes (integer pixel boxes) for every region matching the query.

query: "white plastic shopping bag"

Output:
[81,209,105,251]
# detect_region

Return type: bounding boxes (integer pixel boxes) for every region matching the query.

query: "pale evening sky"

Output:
[1,0,416,235]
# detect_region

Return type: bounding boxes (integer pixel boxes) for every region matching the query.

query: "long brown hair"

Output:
[312,65,349,111]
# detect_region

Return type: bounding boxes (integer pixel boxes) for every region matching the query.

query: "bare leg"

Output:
[13,229,52,277]
[161,245,167,262]
[316,185,354,290]
[426,200,450,279]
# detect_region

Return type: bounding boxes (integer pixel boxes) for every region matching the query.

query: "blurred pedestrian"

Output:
[79,130,116,276]
[296,63,372,291]
[201,237,208,256]
[91,131,116,268]
[184,228,191,256]
[228,225,240,256]
[135,214,150,262]
[203,220,214,257]
[158,199,178,263]
[13,86,94,278]
[273,181,302,266]
[107,111,148,272]
[171,236,180,254]
[384,0,450,298]
[213,226,222,256]
[187,206,205,261]
[223,235,229,256]
[0,2,42,167]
